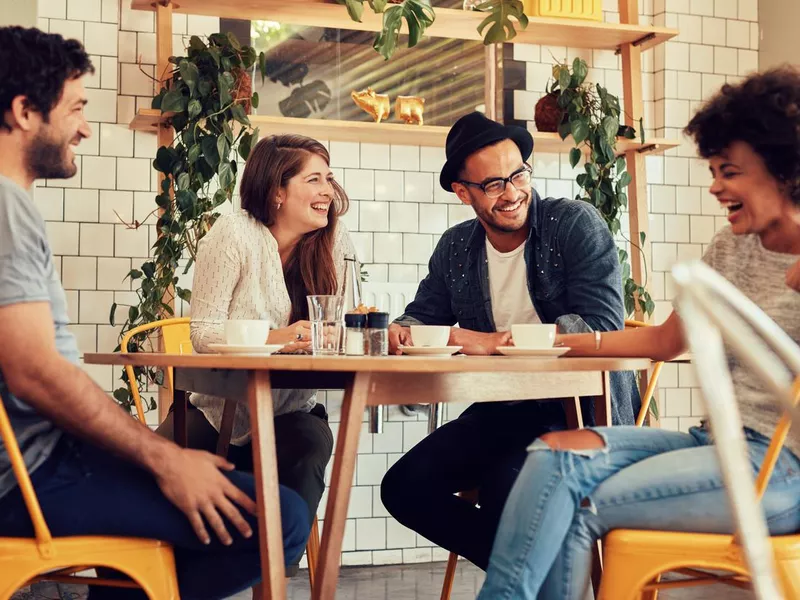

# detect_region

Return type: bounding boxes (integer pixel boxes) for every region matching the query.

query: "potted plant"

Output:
[541,57,655,319]
[110,33,266,412]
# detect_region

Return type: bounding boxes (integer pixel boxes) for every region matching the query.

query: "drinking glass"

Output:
[307,295,345,355]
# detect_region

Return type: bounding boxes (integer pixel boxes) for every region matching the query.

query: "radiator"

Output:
[360,282,420,321]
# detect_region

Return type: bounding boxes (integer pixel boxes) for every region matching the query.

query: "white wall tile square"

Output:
[737,49,758,75]
[356,518,386,551]
[114,224,150,257]
[117,96,136,126]
[689,43,714,73]
[419,146,446,173]
[701,16,726,45]
[116,158,152,191]
[714,46,738,75]
[402,234,433,265]
[49,19,84,42]
[101,0,118,23]
[346,486,373,519]
[40,0,67,19]
[375,170,404,202]
[434,185,458,205]
[68,0,101,21]
[391,146,420,171]
[664,42,689,71]
[120,2,154,32]
[100,57,117,90]
[69,324,97,354]
[356,454,387,486]
[389,204,419,233]
[97,257,132,290]
[137,32,157,65]
[713,0,737,19]
[726,18,750,49]
[360,202,389,232]
[118,31,137,63]
[448,204,475,228]
[329,141,360,168]
[677,13,702,42]
[64,189,99,222]
[62,256,97,290]
[344,169,374,200]
[418,204,448,235]
[404,172,433,203]
[99,190,133,223]
[663,214,690,242]
[360,144,390,170]
[675,186,702,214]
[78,290,114,325]
[34,186,65,221]
[388,264,419,283]
[373,232,402,264]
[79,223,114,256]
[350,232,374,263]
[84,88,117,123]
[84,21,118,55]
[46,222,80,255]
[120,63,154,97]
[99,123,134,157]
[97,324,122,353]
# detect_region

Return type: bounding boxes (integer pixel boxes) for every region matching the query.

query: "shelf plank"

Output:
[130,109,679,155]
[130,0,676,52]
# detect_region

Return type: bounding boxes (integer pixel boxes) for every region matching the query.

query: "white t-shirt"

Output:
[486,238,541,331]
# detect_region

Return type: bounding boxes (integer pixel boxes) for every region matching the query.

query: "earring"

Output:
[276,202,282,210]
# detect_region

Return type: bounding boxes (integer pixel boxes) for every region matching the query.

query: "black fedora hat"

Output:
[439,112,534,191]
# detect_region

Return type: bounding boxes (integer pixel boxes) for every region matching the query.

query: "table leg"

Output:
[215,399,236,457]
[313,372,371,600]
[427,403,444,434]
[592,371,612,427]
[248,371,286,600]
[173,390,189,448]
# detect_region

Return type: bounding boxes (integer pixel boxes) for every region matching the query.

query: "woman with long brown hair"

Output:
[157,134,356,575]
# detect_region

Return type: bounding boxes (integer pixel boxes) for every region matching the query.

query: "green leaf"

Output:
[187,99,202,119]
[618,171,632,187]
[177,172,190,190]
[154,146,179,174]
[176,189,197,216]
[602,115,619,144]
[640,231,647,245]
[238,131,254,161]
[142,261,156,279]
[113,388,131,403]
[277,80,332,118]
[178,60,200,96]
[558,66,571,89]
[339,0,365,22]
[127,269,142,280]
[226,31,242,50]
[187,143,201,165]
[217,134,230,163]
[218,72,234,106]
[176,287,192,303]
[109,302,117,326]
[569,147,582,169]
[614,156,626,174]
[251,92,259,109]
[230,102,249,125]
[128,305,139,322]
[476,0,528,44]
[571,119,589,144]
[368,0,388,11]
[571,57,588,86]
[219,161,235,190]
[188,35,205,53]
[201,135,221,170]
[213,189,228,206]
[161,90,186,113]
[557,120,572,141]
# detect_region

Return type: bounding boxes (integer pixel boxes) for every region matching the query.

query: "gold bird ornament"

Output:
[395,95,425,125]
[351,88,391,123]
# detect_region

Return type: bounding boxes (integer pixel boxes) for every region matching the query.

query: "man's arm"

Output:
[0,301,256,545]
[558,203,626,333]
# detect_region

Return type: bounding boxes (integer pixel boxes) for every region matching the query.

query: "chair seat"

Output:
[599,529,800,600]
[0,535,179,600]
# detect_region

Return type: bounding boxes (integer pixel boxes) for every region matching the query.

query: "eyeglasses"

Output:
[457,164,532,199]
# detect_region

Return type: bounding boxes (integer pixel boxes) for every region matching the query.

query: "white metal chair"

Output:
[599,260,800,600]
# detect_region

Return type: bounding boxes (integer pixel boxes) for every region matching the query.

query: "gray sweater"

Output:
[701,226,800,458]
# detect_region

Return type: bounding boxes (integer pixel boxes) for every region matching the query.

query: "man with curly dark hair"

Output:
[477,66,800,600]
[0,26,310,600]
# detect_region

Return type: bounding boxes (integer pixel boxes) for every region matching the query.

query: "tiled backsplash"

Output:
[33,0,757,567]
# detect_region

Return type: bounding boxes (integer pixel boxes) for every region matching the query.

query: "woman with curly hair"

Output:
[476,66,800,600]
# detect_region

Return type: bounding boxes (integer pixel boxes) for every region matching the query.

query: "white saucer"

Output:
[208,343,285,355]
[399,345,462,357]
[497,346,570,357]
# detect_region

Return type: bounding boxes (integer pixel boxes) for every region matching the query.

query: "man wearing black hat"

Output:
[380,112,639,570]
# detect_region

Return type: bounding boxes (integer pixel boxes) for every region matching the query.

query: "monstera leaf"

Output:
[262,59,308,87]
[374,0,435,60]
[475,0,528,44]
[278,80,332,118]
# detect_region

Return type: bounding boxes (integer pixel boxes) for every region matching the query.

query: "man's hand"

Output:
[153,447,257,546]
[388,323,412,355]
[450,328,511,355]
[787,259,800,294]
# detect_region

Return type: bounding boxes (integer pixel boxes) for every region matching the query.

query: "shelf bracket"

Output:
[615,32,657,55]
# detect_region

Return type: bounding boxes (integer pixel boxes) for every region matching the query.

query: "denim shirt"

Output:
[395,191,640,426]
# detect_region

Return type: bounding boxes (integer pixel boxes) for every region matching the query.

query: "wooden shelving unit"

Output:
[130,108,679,155]
[131,0,676,51]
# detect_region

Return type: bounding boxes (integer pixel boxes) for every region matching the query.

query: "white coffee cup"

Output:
[225,319,271,346]
[511,324,557,349]
[410,325,450,348]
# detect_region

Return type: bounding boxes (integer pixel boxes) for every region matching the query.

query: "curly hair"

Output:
[684,66,800,205]
[0,26,94,132]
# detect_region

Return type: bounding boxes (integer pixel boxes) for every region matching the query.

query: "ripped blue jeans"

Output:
[477,426,800,600]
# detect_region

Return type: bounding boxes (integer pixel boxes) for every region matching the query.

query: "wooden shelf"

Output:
[130,109,679,155]
[130,0,677,52]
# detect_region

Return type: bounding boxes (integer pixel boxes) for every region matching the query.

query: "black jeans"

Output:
[380,400,567,570]
[156,402,333,572]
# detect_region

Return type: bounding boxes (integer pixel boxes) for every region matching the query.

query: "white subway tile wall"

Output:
[34,0,749,566]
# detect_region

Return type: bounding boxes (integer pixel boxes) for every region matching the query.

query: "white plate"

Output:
[208,343,285,355]
[496,346,570,357]
[399,346,462,357]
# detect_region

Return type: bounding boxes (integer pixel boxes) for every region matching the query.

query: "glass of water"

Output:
[307,295,345,356]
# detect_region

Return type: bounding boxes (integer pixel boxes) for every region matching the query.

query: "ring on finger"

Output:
[296,332,303,341]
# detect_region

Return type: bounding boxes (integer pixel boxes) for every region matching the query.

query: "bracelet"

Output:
[594,330,602,351]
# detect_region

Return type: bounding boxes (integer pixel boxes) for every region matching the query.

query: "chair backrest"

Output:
[673,260,800,600]
[0,397,54,554]
[119,317,191,423]
[624,319,664,427]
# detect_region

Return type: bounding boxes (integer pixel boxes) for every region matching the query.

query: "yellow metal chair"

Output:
[120,317,322,589]
[0,398,180,599]
[438,319,664,600]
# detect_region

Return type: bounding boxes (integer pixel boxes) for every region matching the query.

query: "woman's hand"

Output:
[268,320,312,352]
[786,259,800,293]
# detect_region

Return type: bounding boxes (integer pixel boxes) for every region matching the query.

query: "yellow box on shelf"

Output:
[524,0,603,22]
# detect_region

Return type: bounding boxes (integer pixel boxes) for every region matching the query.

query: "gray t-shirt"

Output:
[0,175,75,501]
[702,225,800,458]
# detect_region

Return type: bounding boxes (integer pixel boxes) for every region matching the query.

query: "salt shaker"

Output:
[344,313,367,356]
[366,312,390,356]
